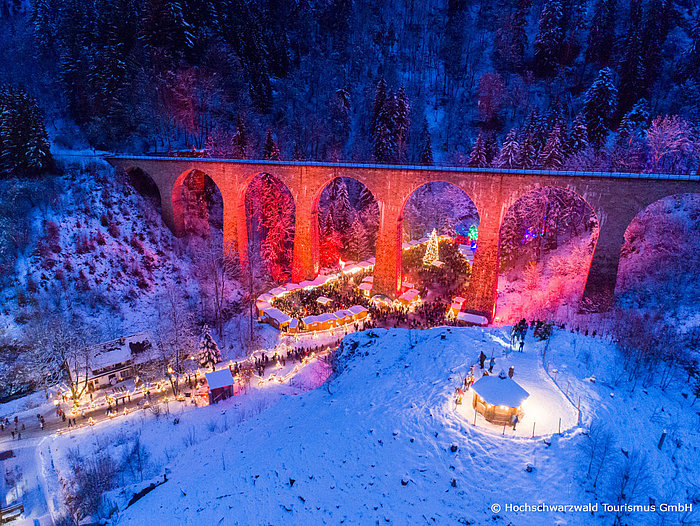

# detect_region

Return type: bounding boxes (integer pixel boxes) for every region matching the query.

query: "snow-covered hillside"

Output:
[94,327,698,525]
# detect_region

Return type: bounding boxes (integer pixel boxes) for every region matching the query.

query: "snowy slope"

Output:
[108,327,700,526]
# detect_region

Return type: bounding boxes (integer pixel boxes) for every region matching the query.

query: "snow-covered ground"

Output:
[19,326,691,525]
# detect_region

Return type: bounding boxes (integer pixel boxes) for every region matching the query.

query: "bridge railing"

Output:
[56,151,700,182]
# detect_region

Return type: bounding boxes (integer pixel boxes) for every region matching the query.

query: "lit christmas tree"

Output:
[423,229,440,266]
[198,325,222,371]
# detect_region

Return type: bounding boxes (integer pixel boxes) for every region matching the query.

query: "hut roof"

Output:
[205,368,235,390]
[263,308,292,325]
[456,312,488,326]
[471,375,529,408]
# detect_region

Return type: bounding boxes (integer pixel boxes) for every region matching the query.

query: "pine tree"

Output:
[468,134,488,167]
[329,178,353,238]
[584,67,618,149]
[292,141,305,161]
[569,113,589,153]
[369,78,387,148]
[496,130,522,168]
[348,218,369,261]
[393,87,410,162]
[263,130,280,160]
[536,125,564,169]
[493,6,528,72]
[519,130,537,169]
[640,0,673,91]
[423,229,440,266]
[616,99,649,145]
[232,115,248,159]
[617,0,647,117]
[585,0,617,65]
[329,88,351,159]
[534,0,565,76]
[198,325,221,371]
[418,118,433,165]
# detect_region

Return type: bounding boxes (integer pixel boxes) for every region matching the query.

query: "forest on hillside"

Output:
[0,0,699,173]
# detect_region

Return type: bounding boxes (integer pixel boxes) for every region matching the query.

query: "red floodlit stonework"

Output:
[106,156,700,320]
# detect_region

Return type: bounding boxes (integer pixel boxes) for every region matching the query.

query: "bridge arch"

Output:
[496,185,600,321]
[238,171,297,283]
[311,176,380,271]
[616,192,700,304]
[171,168,225,241]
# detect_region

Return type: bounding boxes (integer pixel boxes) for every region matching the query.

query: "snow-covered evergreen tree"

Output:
[616,99,649,145]
[232,115,248,159]
[496,129,521,168]
[418,118,433,165]
[584,67,618,149]
[536,125,564,169]
[263,130,280,160]
[198,324,221,371]
[519,131,537,169]
[617,0,647,116]
[585,0,617,66]
[569,114,589,154]
[468,134,488,168]
[534,0,564,76]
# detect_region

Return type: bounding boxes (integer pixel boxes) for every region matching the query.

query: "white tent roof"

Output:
[398,288,420,302]
[263,308,292,325]
[453,296,466,305]
[317,296,333,305]
[362,275,374,283]
[456,312,488,326]
[348,305,368,315]
[471,375,529,408]
[358,282,373,291]
[269,287,286,296]
[205,368,235,390]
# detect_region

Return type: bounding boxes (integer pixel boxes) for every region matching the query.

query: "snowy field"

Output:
[18,326,692,525]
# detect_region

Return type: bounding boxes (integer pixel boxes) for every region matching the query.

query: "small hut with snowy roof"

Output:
[471,370,529,426]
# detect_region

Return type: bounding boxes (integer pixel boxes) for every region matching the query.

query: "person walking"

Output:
[489,356,495,373]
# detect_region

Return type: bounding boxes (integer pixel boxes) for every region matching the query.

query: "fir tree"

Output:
[585,0,617,66]
[369,78,387,148]
[393,87,410,162]
[329,178,353,238]
[263,130,280,160]
[569,114,589,153]
[468,134,488,168]
[584,67,618,149]
[616,99,649,145]
[198,325,222,371]
[537,125,564,169]
[232,115,248,159]
[347,218,369,261]
[617,0,647,117]
[496,130,522,168]
[292,141,305,161]
[418,118,433,166]
[534,0,565,76]
[518,130,537,169]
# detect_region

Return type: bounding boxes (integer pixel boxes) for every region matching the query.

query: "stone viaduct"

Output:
[105,155,700,321]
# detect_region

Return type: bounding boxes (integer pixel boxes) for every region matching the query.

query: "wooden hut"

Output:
[205,368,237,404]
[397,288,420,307]
[348,305,369,321]
[260,308,292,330]
[471,373,529,427]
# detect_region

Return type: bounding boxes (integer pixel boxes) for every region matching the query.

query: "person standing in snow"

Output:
[508,366,514,378]
[479,351,486,370]
[489,356,495,373]
[511,414,519,430]
[519,338,524,352]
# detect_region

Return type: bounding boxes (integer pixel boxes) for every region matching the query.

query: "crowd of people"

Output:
[270,274,372,319]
